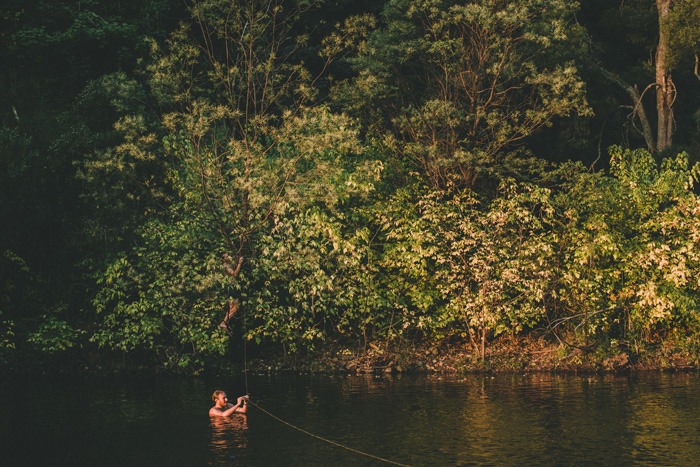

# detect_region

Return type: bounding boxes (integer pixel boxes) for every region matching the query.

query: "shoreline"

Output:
[243,336,700,377]
[2,336,698,377]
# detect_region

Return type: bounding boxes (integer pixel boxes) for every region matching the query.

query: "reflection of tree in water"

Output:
[209,415,248,466]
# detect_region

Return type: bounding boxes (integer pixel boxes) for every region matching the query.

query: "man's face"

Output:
[216,393,228,407]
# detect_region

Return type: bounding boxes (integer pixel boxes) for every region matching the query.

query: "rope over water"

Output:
[246,399,411,467]
[241,325,410,466]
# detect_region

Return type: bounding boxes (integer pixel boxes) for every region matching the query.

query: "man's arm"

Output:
[209,397,247,416]
[232,396,248,414]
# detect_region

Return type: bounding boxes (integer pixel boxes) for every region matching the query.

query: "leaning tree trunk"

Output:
[599,67,656,153]
[219,253,244,329]
[656,0,675,152]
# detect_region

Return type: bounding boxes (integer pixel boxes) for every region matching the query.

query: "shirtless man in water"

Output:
[209,390,248,416]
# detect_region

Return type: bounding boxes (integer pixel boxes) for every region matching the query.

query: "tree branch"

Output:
[598,66,656,152]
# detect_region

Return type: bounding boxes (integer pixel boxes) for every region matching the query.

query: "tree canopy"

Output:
[2,0,700,373]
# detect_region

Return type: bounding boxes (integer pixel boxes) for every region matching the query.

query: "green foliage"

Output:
[85,0,385,364]
[375,183,445,337]
[550,147,700,349]
[247,206,386,352]
[369,146,700,358]
[609,148,700,341]
[444,181,556,341]
[663,0,700,69]
[0,321,16,353]
[335,0,590,189]
[0,0,187,366]
[377,180,557,356]
[90,205,232,370]
[89,100,382,362]
[7,0,700,373]
[547,163,621,343]
[27,315,84,353]
[75,72,169,249]
[0,249,45,343]
[581,0,700,155]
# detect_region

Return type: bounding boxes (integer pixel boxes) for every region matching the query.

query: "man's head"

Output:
[212,390,228,405]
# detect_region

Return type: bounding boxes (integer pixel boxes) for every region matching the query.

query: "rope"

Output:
[243,330,249,395]
[246,399,411,467]
[239,314,409,466]
[242,302,410,467]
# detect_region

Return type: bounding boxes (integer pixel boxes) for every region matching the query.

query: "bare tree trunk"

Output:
[599,68,655,152]
[220,298,240,330]
[656,0,675,152]
[220,254,244,329]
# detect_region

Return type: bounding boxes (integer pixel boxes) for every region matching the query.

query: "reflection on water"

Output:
[629,373,700,466]
[2,372,700,466]
[209,414,248,466]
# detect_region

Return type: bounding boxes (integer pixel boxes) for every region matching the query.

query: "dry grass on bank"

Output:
[247,335,700,376]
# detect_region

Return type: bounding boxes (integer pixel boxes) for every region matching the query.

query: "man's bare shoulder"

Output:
[209,404,233,416]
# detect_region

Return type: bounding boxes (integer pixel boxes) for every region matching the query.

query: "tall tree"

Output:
[656,0,675,152]
[332,0,590,190]
[90,0,383,367]
[586,0,700,154]
[661,0,700,151]
[0,0,185,348]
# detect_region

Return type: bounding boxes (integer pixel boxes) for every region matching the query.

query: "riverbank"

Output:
[2,335,698,377]
[244,335,700,376]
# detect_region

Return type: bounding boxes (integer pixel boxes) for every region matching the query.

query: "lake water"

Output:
[2,371,699,466]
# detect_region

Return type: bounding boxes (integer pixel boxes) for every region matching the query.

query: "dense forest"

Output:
[2,0,700,374]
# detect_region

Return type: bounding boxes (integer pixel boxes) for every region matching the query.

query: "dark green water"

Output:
[2,372,699,466]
